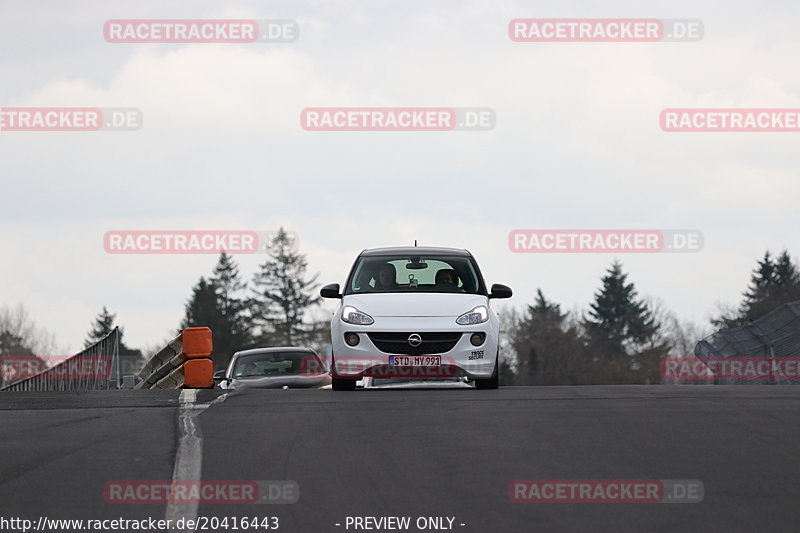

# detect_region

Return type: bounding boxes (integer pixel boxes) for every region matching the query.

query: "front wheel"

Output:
[330,355,357,390]
[332,378,357,391]
[474,355,499,390]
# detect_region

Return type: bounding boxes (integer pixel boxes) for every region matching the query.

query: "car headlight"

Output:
[341,306,374,325]
[456,305,489,325]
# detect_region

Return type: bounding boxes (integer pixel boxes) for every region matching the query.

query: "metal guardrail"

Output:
[135,327,214,389]
[1,327,120,392]
[695,300,800,384]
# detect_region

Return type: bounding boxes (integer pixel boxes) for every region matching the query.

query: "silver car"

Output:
[215,347,331,390]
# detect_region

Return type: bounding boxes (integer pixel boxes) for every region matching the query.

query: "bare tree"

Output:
[0,304,61,386]
[0,304,59,356]
[643,297,710,357]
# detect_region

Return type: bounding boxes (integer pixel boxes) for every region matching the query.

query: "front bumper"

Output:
[330,316,498,379]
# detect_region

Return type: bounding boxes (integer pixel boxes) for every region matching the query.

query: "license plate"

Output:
[389,355,441,366]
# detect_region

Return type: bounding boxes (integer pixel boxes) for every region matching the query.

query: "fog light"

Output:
[470,333,485,346]
[345,332,360,346]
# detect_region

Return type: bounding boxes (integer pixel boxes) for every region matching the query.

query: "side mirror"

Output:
[320,283,342,299]
[489,283,513,299]
[213,370,226,382]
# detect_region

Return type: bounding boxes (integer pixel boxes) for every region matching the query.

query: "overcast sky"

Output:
[1,0,798,353]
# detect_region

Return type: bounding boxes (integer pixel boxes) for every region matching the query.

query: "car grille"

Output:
[367,332,463,355]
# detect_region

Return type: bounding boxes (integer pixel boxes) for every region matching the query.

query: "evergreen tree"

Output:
[741,250,800,321]
[584,261,659,357]
[774,251,800,288]
[714,250,800,327]
[510,289,585,385]
[86,307,115,347]
[251,228,321,345]
[209,252,254,368]
[85,306,143,375]
[213,252,244,314]
[85,306,142,356]
[180,277,221,331]
[180,276,228,370]
[739,251,776,320]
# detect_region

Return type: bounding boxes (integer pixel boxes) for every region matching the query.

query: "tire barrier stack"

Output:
[1,327,120,392]
[135,327,214,389]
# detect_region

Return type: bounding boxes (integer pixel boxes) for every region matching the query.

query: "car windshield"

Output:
[232,351,323,378]
[346,255,483,295]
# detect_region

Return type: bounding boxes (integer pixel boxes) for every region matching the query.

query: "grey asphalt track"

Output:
[1,386,799,533]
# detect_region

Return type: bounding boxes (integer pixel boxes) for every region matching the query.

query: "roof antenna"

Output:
[414,239,417,246]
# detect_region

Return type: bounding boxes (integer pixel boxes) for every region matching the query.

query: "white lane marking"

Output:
[208,392,230,406]
[179,388,197,405]
[165,389,208,531]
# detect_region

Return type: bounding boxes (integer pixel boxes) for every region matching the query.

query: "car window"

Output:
[347,255,482,294]
[232,352,322,377]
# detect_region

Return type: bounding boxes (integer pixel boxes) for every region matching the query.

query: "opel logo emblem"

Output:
[407,334,422,347]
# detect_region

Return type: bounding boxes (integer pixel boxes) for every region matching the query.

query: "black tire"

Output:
[330,355,357,390]
[332,378,357,391]
[474,355,499,390]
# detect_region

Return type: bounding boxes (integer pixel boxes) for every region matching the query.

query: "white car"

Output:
[320,246,512,390]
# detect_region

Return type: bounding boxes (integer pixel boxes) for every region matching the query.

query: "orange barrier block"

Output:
[183,358,214,388]
[181,327,213,358]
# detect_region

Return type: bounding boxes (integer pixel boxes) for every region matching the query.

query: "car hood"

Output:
[227,374,330,389]
[342,293,487,317]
